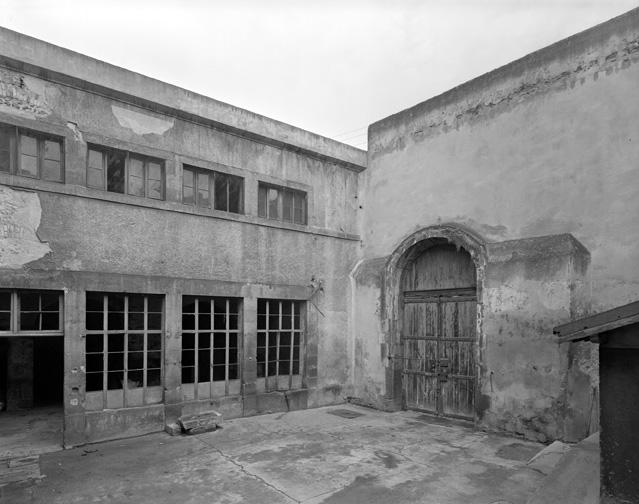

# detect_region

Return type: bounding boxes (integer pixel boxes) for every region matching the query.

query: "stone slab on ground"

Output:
[527,432,599,504]
[527,440,572,475]
[3,405,547,504]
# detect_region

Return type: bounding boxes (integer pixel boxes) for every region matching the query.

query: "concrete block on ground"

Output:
[164,422,182,436]
[178,410,222,435]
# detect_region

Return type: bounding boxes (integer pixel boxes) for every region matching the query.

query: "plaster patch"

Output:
[485,285,529,312]
[0,69,52,118]
[0,185,51,268]
[112,105,174,135]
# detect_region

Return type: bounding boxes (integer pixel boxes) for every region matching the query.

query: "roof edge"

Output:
[370,6,639,136]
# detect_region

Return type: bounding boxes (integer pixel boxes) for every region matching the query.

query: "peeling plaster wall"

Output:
[0,185,51,267]
[0,41,362,444]
[354,9,639,441]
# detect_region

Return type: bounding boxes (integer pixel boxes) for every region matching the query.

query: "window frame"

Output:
[0,290,64,337]
[86,144,165,200]
[84,292,164,410]
[180,296,243,400]
[182,164,244,214]
[0,123,65,183]
[257,299,305,391]
[257,182,307,225]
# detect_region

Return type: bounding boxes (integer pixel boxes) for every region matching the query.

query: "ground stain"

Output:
[495,443,541,461]
[374,450,400,468]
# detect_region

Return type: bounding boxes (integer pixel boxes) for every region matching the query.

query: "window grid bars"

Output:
[85,294,163,407]
[0,291,63,336]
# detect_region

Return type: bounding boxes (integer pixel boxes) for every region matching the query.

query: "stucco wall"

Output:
[353,9,639,440]
[0,41,364,444]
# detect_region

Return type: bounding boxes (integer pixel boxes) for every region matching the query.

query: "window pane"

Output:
[86,334,103,353]
[148,297,163,313]
[0,292,10,311]
[108,312,124,330]
[86,372,103,392]
[212,365,225,381]
[283,190,294,222]
[228,175,242,213]
[44,140,61,161]
[108,294,125,312]
[0,312,10,331]
[108,333,124,352]
[41,312,59,330]
[147,369,161,386]
[20,313,39,330]
[197,172,210,207]
[148,313,162,330]
[214,172,228,211]
[42,156,62,181]
[128,352,144,370]
[147,162,163,200]
[128,333,144,351]
[182,366,195,384]
[258,184,267,218]
[183,168,195,205]
[85,313,104,333]
[20,292,39,311]
[147,333,162,350]
[106,150,126,193]
[20,135,37,156]
[86,353,104,372]
[268,188,279,219]
[128,312,144,330]
[107,371,124,390]
[86,292,104,312]
[198,351,210,382]
[294,192,306,224]
[128,157,145,196]
[19,155,37,177]
[128,370,143,388]
[147,351,162,369]
[108,352,124,370]
[0,125,13,173]
[40,292,59,311]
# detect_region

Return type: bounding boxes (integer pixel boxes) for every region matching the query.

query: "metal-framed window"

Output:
[257,299,304,390]
[257,183,307,225]
[0,290,63,336]
[84,292,164,410]
[87,144,164,200]
[0,123,64,182]
[182,165,243,213]
[181,296,242,399]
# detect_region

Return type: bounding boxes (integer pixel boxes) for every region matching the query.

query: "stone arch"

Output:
[381,224,487,411]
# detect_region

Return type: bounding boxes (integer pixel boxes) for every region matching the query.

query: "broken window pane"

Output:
[228,175,242,213]
[214,172,228,211]
[106,150,125,193]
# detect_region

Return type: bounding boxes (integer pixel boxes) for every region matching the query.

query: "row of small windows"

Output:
[0,122,308,225]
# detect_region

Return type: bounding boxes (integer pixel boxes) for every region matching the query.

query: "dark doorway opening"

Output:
[34,337,64,406]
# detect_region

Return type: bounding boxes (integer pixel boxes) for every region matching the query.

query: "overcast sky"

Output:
[3,0,638,148]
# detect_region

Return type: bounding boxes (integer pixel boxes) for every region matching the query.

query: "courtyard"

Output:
[1,405,549,504]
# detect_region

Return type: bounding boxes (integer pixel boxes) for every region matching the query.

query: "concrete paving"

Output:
[1,405,547,504]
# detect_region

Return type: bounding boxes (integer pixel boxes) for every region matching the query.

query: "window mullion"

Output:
[102,294,108,400]
[277,301,282,376]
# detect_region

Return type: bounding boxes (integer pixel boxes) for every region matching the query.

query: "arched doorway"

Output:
[398,240,478,419]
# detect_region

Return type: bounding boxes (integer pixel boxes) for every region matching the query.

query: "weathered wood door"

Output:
[400,243,477,419]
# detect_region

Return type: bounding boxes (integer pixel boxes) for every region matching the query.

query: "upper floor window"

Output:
[0,123,64,182]
[87,145,164,200]
[182,165,243,214]
[258,183,307,225]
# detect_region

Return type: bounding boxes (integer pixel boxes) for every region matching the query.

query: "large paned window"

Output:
[181,296,241,399]
[87,145,164,200]
[0,290,63,335]
[182,165,243,213]
[258,183,307,225]
[0,123,64,182]
[84,292,163,410]
[257,299,304,391]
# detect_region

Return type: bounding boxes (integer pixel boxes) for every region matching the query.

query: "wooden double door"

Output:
[399,243,477,420]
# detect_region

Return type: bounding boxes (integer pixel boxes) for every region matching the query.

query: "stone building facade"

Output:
[1,8,638,447]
